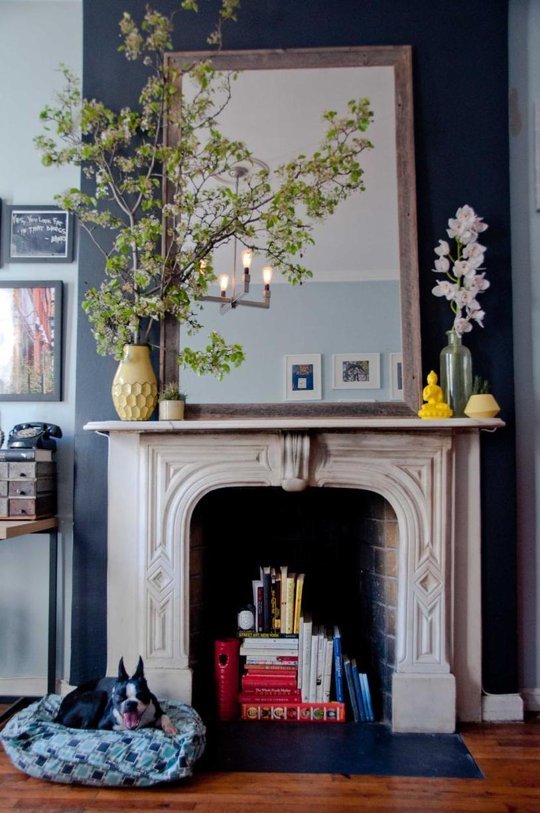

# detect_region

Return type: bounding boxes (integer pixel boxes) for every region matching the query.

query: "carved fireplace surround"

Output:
[86,416,502,733]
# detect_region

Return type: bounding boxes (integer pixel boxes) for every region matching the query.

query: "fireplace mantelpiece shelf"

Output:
[85,417,502,734]
[86,416,503,433]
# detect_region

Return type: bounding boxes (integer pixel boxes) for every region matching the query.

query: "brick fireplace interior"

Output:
[190,485,398,723]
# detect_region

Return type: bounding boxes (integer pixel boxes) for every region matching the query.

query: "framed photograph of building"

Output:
[0,281,63,400]
[284,354,322,400]
[332,352,380,390]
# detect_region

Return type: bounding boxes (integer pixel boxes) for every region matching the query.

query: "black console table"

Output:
[0,518,58,724]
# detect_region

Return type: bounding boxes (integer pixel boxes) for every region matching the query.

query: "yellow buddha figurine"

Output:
[418,370,453,419]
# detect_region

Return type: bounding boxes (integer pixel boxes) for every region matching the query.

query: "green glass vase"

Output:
[439,330,472,418]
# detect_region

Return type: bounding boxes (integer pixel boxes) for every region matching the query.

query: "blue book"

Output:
[360,672,375,721]
[351,659,366,721]
[333,626,344,702]
[343,656,360,722]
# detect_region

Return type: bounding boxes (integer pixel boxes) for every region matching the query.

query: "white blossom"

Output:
[431,205,490,336]
[433,256,450,273]
[453,260,474,278]
[432,280,456,300]
[454,317,474,334]
[435,240,450,257]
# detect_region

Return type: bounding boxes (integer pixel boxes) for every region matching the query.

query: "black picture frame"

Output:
[0,281,63,401]
[2,205,74,264]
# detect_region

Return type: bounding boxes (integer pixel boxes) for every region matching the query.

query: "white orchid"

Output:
[432,280,456,300]
[431,204,490,335]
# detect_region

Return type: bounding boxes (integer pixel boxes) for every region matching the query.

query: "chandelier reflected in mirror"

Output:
[201,160,273,314]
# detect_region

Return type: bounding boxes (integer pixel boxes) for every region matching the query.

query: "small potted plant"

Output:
[464,376,500,418]
[158,382,186,421]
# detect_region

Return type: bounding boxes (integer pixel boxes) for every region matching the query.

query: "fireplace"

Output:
[86,416,498,733]
[189,486,398,723]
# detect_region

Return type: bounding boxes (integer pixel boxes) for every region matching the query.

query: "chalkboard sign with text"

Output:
[2,205,74,263]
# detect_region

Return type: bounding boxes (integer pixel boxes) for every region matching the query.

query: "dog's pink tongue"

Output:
[123,712,140,730]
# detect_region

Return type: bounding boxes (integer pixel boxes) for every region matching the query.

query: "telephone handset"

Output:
[8,422,63,450]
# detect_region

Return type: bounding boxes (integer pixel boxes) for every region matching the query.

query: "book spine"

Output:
[360,672,375,721]
[240,636,299,647]
[241,701,346,722]
[285,574,296,634]
[243,665,298,673]
[322,635,334,702]
[279,565,288,634]
[239,689,302,702]
[300,617,312,701]
[271,569,280,631]
[292,573,304,634]
[242,675,298,688]
[262,567,272,633]
[297,616,304,690]
[238,631,299,639]
[252,580,263,633]
[308,626,319,702]
[333,626,344,703]
[315,630,325,702]
[351,660,366,721]
[244,656,299,665]
[343,656,360,722]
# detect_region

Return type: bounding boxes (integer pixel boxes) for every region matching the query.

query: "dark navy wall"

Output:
[74,0,515,693]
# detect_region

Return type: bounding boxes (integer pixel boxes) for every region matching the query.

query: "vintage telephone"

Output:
[8,422,63,450]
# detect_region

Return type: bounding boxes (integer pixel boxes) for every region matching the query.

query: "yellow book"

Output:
[280,565,288,634]
[285,573,296,634]
[293,572,305,634]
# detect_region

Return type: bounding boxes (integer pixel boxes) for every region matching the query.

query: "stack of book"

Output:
[238,625,346,723]
[238,633,301,709]
[252,565,304,634]
[342,655,375,722]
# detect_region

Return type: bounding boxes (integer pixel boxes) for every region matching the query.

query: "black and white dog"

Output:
[55,656,177,735]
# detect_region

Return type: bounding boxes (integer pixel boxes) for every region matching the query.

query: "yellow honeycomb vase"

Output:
[111,344,158,421]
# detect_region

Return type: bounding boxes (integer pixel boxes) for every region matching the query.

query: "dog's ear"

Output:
[118,657,129,682]
[133,656,145,680]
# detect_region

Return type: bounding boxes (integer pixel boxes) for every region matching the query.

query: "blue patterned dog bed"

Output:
[0,694,206,786]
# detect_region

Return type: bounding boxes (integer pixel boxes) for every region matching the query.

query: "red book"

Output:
[241,701,346,722]
[241,675,298,689]
[239,689,302,703]
[244,666,298,676]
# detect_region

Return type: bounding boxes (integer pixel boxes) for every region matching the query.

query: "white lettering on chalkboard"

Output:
[9,209,71,260]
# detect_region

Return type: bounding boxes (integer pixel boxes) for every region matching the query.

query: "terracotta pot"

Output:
[464,393,500,419]
[111,344,158,421]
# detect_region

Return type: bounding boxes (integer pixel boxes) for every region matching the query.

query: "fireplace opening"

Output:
[189,485,398,724]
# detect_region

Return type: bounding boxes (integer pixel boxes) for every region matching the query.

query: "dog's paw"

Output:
[160,714,177,736]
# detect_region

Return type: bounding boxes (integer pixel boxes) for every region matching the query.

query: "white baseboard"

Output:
[482,692,524,721]
[0,677,47,698]
[521,688,540,713]
[0,677,72,699]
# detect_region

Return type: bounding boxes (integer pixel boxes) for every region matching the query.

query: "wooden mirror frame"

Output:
[160,45,421,417]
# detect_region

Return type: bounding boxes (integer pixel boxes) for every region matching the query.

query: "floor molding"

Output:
[482,692,524,721]
[521,687,540,713]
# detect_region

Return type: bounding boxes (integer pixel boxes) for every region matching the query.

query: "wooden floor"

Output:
[0,714,539,812]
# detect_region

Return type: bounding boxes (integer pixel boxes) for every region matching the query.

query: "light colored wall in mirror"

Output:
[0,0,82,689]
[206,65,400,282]
[509,0,540,704]
[181,279,401,402]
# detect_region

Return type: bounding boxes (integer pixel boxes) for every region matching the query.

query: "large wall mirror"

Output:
[163,46,421,416]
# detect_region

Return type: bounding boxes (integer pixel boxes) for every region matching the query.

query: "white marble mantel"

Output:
[85,416,503,733]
